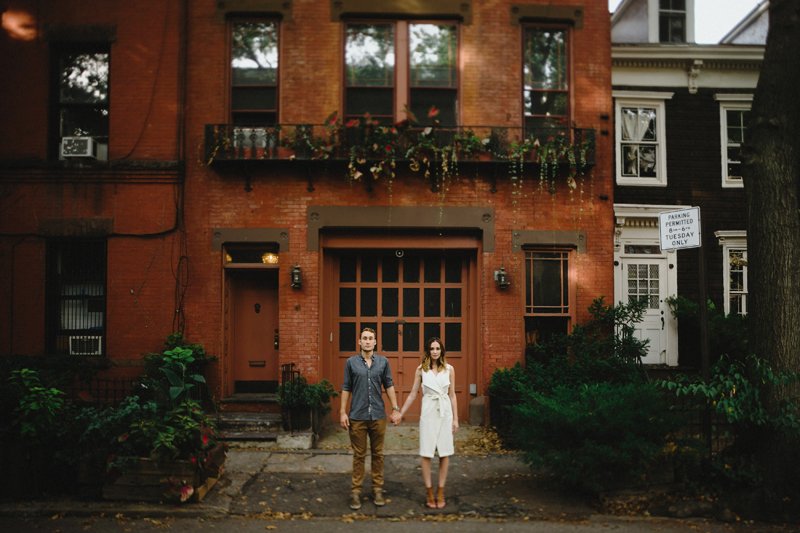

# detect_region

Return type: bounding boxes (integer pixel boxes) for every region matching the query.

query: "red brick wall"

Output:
[0,0,613,402]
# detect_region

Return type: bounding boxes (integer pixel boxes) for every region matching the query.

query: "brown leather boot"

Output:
[436,487,446,509]
[425,487,436,508]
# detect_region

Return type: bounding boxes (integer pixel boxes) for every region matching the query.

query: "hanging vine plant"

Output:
[202,109,595,200]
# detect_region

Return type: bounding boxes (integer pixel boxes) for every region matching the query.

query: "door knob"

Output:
[274,329,279,349]
[254,303,261,313]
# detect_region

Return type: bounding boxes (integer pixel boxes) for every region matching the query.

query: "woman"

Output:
[397,337,459,509]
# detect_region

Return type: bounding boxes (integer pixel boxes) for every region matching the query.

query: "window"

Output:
[231,20,279,126]
[46,240,107,356]
[524,249,574,344]
[659,0,686,43]
[719,102,751,187]
[614,92,672,186]
[344,21,458,126]
[717,232,748,316]
[523,27,569,139]
[54,45,109,159]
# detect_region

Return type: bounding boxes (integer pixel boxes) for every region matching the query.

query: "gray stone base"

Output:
[276,431,315,450]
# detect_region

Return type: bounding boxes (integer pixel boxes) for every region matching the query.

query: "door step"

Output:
[217,410,283,442]
[219,393,281,414]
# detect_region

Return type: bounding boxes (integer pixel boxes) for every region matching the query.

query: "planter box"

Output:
[102,444,225,503]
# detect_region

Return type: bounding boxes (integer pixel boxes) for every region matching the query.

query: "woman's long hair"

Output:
[421,337,446,372]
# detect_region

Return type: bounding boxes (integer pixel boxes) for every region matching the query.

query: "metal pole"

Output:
[697,216,712,459]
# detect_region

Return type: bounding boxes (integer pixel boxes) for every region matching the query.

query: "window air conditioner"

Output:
[61,136,97,159]
[69,335,103,356]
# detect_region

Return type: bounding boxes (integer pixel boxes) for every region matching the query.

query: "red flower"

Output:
[427,106,440,118]
[202,433,210,445]
[345,119,360,128]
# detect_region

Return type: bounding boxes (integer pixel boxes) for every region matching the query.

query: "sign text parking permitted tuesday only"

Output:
[659,207,701,251]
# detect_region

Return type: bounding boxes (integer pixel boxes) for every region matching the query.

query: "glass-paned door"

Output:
[622,257,667,364]
[332,250,468,421]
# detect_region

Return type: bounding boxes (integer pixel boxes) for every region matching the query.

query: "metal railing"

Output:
[204,123,595,166]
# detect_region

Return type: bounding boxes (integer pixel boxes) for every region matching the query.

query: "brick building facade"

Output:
[0,0,613,422]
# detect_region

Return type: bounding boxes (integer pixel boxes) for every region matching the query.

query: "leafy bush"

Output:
[489,299,676,494]
[139,332,215,407]
[277,376,338,414]
[526,298,648,392]
[514,382,678,494]
[658,353,800,487]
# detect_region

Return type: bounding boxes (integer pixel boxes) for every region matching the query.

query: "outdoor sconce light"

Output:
[494,267,510,290]
[290,265,302,289]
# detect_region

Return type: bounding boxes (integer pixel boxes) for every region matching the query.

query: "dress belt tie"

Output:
[424,385,450,418]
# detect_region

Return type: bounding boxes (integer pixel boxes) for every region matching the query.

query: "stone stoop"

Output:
[216,396,316,450]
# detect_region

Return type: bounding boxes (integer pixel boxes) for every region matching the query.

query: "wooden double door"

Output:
[324,245,478,422]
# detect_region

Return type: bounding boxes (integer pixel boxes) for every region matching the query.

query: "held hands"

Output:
[390,410,402,425]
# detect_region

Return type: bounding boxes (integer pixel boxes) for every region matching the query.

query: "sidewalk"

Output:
[0,424,595,520]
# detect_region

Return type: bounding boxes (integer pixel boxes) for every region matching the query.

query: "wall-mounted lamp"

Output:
[290,265,302,289]
[494,267,510,290]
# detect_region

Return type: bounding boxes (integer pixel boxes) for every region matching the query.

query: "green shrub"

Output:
[487,363,530,444]
[488,299,673,494]
[277,376,338,413]
[659,353,800,488]
[514,382,678,494]
[525,298,648,392]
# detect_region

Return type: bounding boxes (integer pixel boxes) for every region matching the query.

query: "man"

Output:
[340,327,401,510]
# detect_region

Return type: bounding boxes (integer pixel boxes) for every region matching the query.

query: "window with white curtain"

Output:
[614,93,672,186]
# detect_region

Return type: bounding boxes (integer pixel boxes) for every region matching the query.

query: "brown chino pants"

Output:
[348,418,387,493]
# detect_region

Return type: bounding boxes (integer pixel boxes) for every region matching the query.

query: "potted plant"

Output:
[277,376,337,433]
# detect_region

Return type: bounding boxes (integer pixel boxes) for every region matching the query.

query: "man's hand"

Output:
[340,412,350,429]
[390,411,402,425]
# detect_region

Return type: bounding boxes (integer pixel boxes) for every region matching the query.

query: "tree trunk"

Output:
[742,0,800,491]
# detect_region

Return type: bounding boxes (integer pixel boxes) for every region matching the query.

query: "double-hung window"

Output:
[523,27,569,139]
[524,249,575,344]
[344,21,458,126]
[659,0,687,43]
[614,92,672,186]
[54,45,109,160]
[230,19,279,126]
[716,232,748,316]
[716,95,752,188]
[46,240,107,356]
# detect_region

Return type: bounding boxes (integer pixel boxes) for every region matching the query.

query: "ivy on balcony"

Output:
[203,110,595,195]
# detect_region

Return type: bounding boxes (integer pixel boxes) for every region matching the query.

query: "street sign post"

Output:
[660,206,711,458]
[659,206,701,251]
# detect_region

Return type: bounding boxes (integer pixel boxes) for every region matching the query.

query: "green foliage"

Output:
[526,298,648,392]
[514,382,678,494]
[489,299,674,494]
[8,368,66,441]
[277,376,338,414]
[666,296,750,362]
[140,332,214,407]
[659,354,800,438]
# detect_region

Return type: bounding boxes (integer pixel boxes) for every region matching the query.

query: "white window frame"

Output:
[614,91,673,187]
[715,94,753,189]
[715,230,747,316]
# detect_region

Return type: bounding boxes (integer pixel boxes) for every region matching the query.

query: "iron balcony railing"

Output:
[204,123,595,168]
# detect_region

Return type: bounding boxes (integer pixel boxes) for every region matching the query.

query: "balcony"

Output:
[204,121,595,192]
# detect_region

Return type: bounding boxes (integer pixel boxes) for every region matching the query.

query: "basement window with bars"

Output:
[47,240,107,356]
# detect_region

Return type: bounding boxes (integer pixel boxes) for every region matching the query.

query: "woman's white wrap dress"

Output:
[419,365,454,458]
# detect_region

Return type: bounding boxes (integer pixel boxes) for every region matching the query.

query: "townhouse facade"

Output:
[611,0,765,368]
[0,0,613,422]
